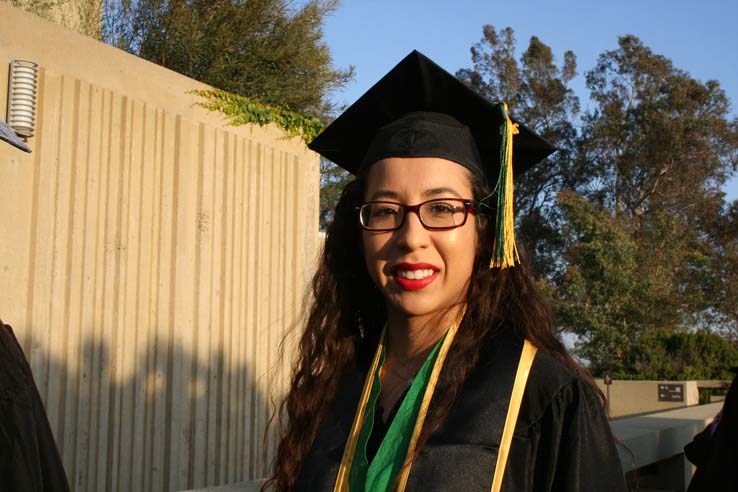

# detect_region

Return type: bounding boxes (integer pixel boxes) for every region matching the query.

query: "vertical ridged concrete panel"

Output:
[0,5,319,491]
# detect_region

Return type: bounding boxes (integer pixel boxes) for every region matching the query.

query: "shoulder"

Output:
[527,349,580,405]
[0,321,34,401]
[473,330,603,433]
[519,349,605,434]
[475,329,582,402]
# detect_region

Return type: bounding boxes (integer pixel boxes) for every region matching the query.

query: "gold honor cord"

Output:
[334,325,387,492]
[490,339,537,492]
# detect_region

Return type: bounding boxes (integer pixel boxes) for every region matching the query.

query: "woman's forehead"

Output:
[364,157,473,196]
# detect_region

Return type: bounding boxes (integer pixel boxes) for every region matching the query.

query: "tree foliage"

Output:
[579,35,737,224]
[319,158,351,230]
[458,28,738,377]
[705,201,738,338]
[572,36,738,348]
[616,329,738,381]
[553,190,644,373]
[552,190,734,374]
[103,0,353,120]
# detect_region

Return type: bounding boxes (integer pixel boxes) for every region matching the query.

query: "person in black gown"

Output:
[685,367,738,491]
[0,319,71,491]
[1,103,70,491]
[262,51,626,492]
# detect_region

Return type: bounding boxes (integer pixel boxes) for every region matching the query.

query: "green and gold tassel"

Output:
[490,103,520,269]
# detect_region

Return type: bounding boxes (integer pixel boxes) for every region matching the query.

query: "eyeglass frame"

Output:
[356,198,477,232]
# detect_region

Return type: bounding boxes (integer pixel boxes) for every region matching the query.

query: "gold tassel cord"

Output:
[489,340,537,492]
[490,102,520,269]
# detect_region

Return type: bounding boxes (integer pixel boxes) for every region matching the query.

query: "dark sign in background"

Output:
[658,383,685,402]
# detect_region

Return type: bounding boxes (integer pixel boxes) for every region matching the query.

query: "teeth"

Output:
[396,269,435,280]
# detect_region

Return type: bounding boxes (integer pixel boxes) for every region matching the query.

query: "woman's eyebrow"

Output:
[423,187,462,198]
[368,190,400,201]
[368,187,463,201]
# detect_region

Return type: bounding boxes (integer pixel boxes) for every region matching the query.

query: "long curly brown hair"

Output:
[262,169,601,491]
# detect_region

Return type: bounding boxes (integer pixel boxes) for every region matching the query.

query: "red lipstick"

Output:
[390,262,439,291]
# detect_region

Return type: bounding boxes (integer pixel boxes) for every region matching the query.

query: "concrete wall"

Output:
[596,380,699,419]
[0,4,319,491]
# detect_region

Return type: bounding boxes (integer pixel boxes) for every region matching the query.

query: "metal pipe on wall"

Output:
[7,59,38,138]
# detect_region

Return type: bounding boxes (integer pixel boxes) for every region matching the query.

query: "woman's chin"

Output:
[385,295,453,320]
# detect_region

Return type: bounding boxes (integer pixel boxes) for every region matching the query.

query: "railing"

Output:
[611,402,721,492]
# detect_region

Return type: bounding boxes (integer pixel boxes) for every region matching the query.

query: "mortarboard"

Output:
[308,50,555,268]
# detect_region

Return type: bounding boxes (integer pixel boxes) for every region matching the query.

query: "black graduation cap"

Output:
[308,50,555,180]
[308,50,555,268]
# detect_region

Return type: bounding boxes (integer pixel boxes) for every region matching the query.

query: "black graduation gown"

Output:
[0,321,71,492]
[684,368,738,492]
[295,329,626,492]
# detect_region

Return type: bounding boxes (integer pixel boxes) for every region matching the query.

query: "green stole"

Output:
[347,334,444,492]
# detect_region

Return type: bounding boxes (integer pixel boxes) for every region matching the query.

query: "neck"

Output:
[385,304,464,362]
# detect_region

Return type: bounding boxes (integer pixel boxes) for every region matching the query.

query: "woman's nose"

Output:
[395,210,430,251]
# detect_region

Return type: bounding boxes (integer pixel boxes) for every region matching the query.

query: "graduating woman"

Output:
[263,51,626,492]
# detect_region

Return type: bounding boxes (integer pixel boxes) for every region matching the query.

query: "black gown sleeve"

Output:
[507,377,627,492]
[684,423,714,468]
[0,322,71,492]
[685,373,738,492]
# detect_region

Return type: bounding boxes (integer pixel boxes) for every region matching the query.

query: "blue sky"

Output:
[314,0,738,201]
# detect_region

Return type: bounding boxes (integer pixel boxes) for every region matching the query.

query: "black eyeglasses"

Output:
[358,198,476,231]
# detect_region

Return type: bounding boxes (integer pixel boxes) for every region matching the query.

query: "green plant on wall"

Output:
[192,89,324,145]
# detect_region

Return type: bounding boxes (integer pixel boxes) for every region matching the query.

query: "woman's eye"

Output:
[372,207,398,218]
[428,202,456,216]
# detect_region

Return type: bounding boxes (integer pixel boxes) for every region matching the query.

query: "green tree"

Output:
[103,0,353,119]
[456,26,583,278]
[574,35,738,339]
[618,329,738,381]
[554,191,738,376]
[708,201,738,340]
[554,36,738,373]
[579,35,737,222]
[554,190,646,373]
[458,30,738,375]
[319,158,351,230]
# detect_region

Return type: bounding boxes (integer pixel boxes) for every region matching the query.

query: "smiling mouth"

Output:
[394,268,436,280]
[390,264,440,291]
